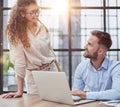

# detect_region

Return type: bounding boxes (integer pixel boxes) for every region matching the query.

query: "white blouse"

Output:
[10,21,56,94]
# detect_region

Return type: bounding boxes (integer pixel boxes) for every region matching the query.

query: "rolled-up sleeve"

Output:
[72,63,85,90]
[10,44,26,78]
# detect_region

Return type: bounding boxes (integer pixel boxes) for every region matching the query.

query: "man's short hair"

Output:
[91,30,112,49]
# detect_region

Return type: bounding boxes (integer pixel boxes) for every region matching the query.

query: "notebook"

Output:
[32,71,94,105]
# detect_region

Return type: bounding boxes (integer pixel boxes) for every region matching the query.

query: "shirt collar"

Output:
[88,57,109,71]
[99,57,109,70]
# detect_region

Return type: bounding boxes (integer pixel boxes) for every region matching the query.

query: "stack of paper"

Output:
[99,100,120,107]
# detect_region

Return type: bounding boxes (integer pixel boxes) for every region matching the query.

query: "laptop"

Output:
[32,71,94,105]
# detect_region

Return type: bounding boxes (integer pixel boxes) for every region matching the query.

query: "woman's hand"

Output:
[2,91,23,98]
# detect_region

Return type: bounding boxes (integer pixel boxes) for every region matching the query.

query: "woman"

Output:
[3,0,61,98]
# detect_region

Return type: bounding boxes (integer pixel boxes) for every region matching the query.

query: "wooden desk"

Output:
[0,94,110,107]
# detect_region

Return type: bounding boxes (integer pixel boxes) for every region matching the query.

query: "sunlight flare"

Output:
[50,0,68,15]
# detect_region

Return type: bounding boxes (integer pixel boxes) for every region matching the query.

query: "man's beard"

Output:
[83,49,98,60]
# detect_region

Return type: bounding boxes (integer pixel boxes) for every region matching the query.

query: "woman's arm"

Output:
[54,60,61,72]
[17,76,24,96]
[2,44,26,98]
[2,76,24,98]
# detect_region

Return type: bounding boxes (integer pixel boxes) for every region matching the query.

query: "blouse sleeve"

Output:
[10,44,26,78]
[47,33,56,58]
[49,45,56,58]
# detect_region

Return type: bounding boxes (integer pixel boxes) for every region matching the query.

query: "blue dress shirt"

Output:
[72,57,120,100]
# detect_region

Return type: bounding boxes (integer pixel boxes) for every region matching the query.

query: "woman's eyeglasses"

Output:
[25,8,41,17]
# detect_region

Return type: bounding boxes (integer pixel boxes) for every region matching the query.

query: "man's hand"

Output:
[71,90,86,99]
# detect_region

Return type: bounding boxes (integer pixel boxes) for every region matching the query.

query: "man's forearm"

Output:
[86,89,120,100]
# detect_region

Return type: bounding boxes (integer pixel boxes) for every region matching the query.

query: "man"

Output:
[71,30,120,100]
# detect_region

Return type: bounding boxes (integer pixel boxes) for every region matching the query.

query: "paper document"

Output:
[99,100,120,107]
